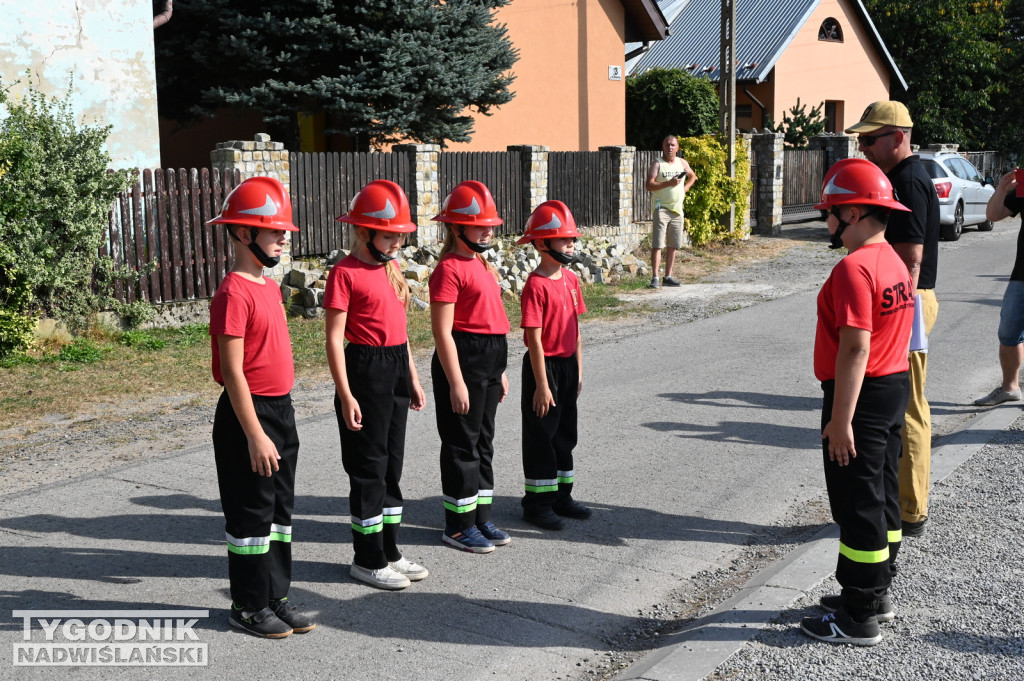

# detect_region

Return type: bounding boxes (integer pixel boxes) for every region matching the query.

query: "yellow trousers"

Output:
[899,288,938,523]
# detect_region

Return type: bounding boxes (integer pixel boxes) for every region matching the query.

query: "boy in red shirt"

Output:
[208,177,315,638]
[802,159,913,646]
[516,201,590,530]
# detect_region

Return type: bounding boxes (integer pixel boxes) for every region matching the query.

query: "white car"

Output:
[916,149,996,241]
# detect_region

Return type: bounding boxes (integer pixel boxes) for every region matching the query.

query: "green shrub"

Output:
[58,338,105,363]
[677,135,752,246]
[0,307,37,360]
[0,78,132,330]
[626,68,718,149]
[173,324,210,347]
[120,330,167,350]
[768,98,826,149]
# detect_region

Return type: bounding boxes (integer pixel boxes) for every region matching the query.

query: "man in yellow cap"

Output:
[845,101,940,541]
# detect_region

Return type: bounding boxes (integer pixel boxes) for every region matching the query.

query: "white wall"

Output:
[0,0,161,169]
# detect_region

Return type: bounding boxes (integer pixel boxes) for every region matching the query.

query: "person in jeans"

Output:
[973,170,1024,407]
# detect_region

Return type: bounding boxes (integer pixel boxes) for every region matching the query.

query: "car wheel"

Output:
[941,203,964,241]
[978,219,994,232]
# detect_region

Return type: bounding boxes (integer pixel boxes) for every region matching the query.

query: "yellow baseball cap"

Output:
[844,101,913,134]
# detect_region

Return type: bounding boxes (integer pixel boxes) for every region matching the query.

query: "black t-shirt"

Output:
[885,155,940,289]
[1003,193,1024,281]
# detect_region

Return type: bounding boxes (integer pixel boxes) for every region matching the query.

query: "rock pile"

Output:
[280,237,651,319]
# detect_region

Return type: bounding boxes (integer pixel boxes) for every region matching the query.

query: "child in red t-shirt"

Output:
[429,181,511,553]
[801,159,914,647]
[324,180,427,590]
[207,176,315,639]
[515,201,590,531]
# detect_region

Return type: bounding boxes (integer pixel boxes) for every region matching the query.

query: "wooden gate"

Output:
[782,149,827,221]
[547,151,616,228]
[438,151,523,236]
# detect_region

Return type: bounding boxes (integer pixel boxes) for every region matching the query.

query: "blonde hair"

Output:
[438,225,500,282]
[351,226,412,309]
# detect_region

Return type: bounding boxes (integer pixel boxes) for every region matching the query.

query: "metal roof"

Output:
[630,0,906,91]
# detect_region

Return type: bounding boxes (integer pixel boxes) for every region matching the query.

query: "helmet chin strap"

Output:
[366,229,396,262]
[242,227,281,267]
[542,239,575,265]
[828,207,874,249]
[458,227,490,254]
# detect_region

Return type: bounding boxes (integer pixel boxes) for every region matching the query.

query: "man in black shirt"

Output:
[973,172,1024,407]
[845,101,940,539]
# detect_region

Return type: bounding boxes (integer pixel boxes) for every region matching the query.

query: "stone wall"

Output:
[751,132,784,236]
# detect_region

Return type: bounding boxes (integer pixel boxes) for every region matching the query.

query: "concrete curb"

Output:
[619,403,1022,681]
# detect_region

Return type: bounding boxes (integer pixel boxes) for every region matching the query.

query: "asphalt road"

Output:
[0,218,1016,680]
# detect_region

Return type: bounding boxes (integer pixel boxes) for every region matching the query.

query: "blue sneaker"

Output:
[442,526,495,553]
[476,521,511,546]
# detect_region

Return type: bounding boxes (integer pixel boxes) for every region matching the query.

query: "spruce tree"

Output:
[154,0,517,148]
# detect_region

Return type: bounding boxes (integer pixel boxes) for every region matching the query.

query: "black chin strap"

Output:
[829,207,874,249]
[542,239,575,265]
[458,227,490,254]
[226,227,281,267]
[366,229,395,262]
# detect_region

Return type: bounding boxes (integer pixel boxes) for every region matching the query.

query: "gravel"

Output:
[701,415,1024,681]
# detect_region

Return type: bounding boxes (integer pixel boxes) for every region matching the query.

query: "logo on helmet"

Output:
[823,175,857,198]
[363,199,397,220]
[237,195,278,217]
[533,214,561,233]
[449,196,482,216]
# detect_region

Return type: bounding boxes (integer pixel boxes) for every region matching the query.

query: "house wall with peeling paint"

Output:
[0,0,160,169]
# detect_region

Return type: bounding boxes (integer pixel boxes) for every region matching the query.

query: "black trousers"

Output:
[212,391,298,611]
[521,352,579,511]
[432,332,508,529]
[821,372,908,616]
[335,343,410,570]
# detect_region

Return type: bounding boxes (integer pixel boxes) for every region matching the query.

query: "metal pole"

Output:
[719,0,736,229]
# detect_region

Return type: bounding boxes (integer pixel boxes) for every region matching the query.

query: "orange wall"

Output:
[445,0,627,151]
[770,0,891,131]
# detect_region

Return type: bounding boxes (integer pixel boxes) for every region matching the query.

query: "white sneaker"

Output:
[388,557,429,581]
[350,564,411,590]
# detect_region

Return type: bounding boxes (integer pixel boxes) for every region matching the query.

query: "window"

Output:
[824,101,837,133]
[737,105,752,119]
[818,18,843,42]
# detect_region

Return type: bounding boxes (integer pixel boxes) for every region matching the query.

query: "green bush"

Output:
[0,78,132,331]
[58,338,105,363]
[120,330,167,350]
[626,68,718,149]
[768,98,826,149]
[677,135,752,246]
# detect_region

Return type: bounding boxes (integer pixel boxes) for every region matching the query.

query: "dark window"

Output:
[824,101,838,133]
[818,18,843,42]
[922,160,948,180]
[737,105,752,118]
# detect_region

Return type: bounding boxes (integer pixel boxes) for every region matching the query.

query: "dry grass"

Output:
[0,236,799,431]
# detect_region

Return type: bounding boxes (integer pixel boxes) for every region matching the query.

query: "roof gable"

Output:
[631,0,906,90]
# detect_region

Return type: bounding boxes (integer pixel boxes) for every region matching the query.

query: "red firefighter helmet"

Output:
[207,176,299,231]
[515,200,581,245]
[432,181,503,226]
[815,158,910,212]
[336,180,416,233]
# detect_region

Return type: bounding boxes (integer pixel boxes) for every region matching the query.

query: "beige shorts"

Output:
[652,208,687,249]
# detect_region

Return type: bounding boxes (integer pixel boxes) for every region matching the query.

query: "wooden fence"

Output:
[104,168,241,304]
[289,151,410,258]
[547,151,616,228]
[632,150,659,223]
[438,151,523,235]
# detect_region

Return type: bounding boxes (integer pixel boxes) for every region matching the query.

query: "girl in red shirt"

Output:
[429,181,511,553]
[325,180,427,590]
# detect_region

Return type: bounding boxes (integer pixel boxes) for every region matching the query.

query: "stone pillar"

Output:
[393,144,441,245]
[210,133,292,275]
[508,145,549,225]
[751,132,784,236]
[809,133,860,170]
[599,145,635,229]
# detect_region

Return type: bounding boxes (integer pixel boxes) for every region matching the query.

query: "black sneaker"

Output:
[662,276,682,286]
[229,605,292,639]
[902,517,927,537]
[820,593,894,623]
[801,608,881,646]
[270,597,316,633]
[523,507,565,530]
[552,498,592,519]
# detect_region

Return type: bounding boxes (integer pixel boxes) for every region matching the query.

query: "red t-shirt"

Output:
[814,242,913,381]
[520,269,587,357]
[428,253,510,335]
[210,273,294,396]
[323,255,409,346]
